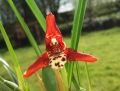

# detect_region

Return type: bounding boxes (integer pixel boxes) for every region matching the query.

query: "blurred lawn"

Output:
[0,27,120,91]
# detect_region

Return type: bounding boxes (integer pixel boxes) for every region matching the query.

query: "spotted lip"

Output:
[49,52,67,69]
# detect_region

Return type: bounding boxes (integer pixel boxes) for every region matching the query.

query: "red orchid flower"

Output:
[23,12,97,78]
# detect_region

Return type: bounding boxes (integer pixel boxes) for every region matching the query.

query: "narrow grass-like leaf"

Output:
[26,0,46,32]
[0,21,29,91]
[7,0,41,56]
[76,63,81,86]
[72,75,81,91]
[42,67,58,91]
[7,0,61,91]
[60,68,68,91]
[66,0,88,89]
[0,76,20,91]
[0,57,17,84]
[7,0,47,91]
[85,63,92,91]
[4,80,20,91]
[54,70,65,91]
[0,81,12,91]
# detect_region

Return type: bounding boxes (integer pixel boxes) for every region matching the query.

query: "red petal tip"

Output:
[23,71,28,78]
[23,52,49,78]
[65,48,97,62]
[88,56,97,62]
[47,12,52,16]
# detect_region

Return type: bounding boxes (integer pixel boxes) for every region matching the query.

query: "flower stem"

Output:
[66,0,88,89]
[76,63,81,86]
[0,21,29,91]
[7,0,46,90]
[85,63,92,91]
[54,70,65,91]
[35,73,47,91]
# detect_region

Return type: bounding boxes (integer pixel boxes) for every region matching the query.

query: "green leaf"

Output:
[7,0,59,91]
[0,57,18,84]
[26,0,46,32]
[7,0,47,91]
[7,0,41,56]
[72,74,81,91]
[84,63,92,91]
[0,76,5,83]
[0,76,20,91]
[66,0,88,89]
[4,80,20,91]
[0,21,29,91]
[42,67,58,91]
[60,68,69,91]
[0,81,12,91]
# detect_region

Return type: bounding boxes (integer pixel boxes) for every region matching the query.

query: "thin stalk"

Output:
[76,63,81,86]
[0,21,29,91]
[85,63,92,91]
[7,0,45,90]
[60,68,68,91]
[35,73,47,91]
[72,75,81,91]
[54,70,65,91]
[7,0,41,55]
[0,57,18,84]
[66,0,88,89]
[25,0,46,32]
[7,1,64,91]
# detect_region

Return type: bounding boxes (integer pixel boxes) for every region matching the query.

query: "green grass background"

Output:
[0,27,120,91]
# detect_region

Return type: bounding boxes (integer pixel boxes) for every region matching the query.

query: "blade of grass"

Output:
[7,0,41,55]
[0,57,18,84]
[54,70,65,91]
[74,63,81,90]
[85,63,92,91]
[7,0,46,91]
[0,77,20,91]
[26,0,46,32]
[66,0,88,89]
[42,67,59,91]
[4,80,20,91]
[0,21,29,91]
[75,63,81,86]
[0,81,13,91]
[72,75,81,91]
[35,73,47,91]
[60,68,68,91]
[7,0,60,91]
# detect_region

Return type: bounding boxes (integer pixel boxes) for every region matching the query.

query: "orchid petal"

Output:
[46,12,62,37]
[64,48,97,62]
[45,12,65,53]
[23,52,49,78]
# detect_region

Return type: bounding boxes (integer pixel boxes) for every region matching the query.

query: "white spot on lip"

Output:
[51,38,58,45]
